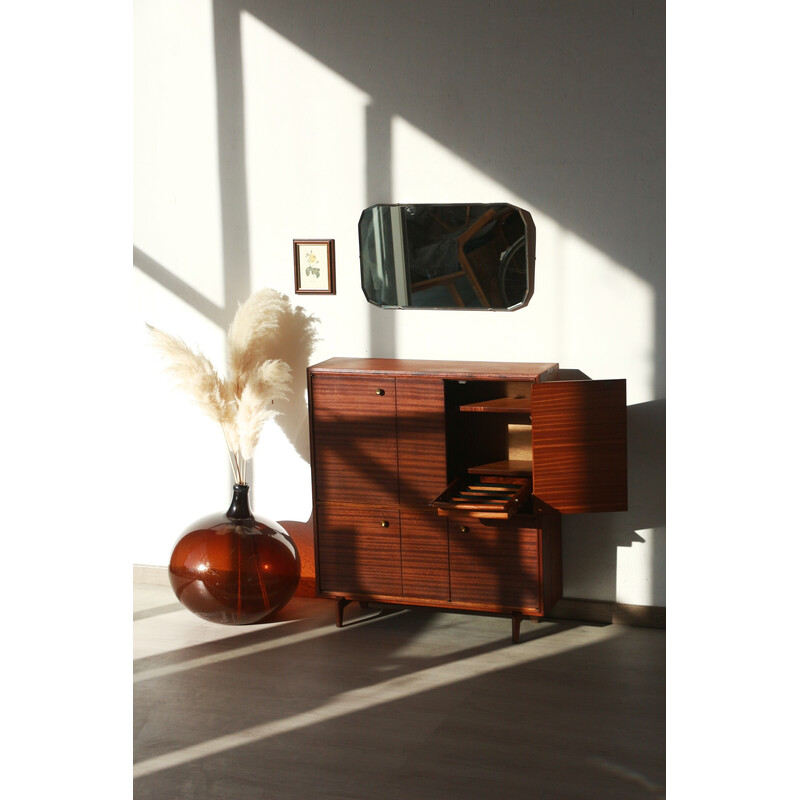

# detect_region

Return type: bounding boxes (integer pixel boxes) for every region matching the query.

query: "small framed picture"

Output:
[293,239,336,295]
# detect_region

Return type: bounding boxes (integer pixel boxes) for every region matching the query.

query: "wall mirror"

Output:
[359,203,535,310]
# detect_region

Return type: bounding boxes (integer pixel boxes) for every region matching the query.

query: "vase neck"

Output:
[226,483,253,520]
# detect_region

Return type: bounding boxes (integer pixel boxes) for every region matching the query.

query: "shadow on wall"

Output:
[251,299,319,464]
[135,1,665,603]
[247,0,666,393]
[134,240,319,467]
[252,291,319,597]
[244,0,666,606]
[134,242,321,593]
[562,399,666,605]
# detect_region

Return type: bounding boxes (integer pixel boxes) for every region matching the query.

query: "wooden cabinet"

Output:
[307,358,626,641]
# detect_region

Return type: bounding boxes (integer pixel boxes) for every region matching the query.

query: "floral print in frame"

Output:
[294,239,335,294]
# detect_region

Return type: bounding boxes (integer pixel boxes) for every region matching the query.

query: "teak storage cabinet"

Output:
[307,358,627,642]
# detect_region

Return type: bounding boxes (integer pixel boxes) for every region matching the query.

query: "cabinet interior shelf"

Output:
[460,396,530,413]
[468,459,532,477]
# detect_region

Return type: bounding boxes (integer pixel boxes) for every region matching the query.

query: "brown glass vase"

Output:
[168,483,300,624]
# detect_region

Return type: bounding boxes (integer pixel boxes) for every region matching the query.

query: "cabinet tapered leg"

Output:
[512,612,523,643]
[335,598,351,627]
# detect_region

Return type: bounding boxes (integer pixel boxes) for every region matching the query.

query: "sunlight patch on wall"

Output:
[557,228,655,405]
[240,12,370,305]
[238,14,374,519]
[132,270,232,566]
[389,116,655,405]
[133,0,225,307]
[391,114,546,213]
[253,423,313,522]
[390,115,563,359]
[616,527,661,606]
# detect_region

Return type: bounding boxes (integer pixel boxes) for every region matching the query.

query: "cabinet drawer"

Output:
[316,505,402,598]
[310,374,399,505]
[448,518,541,613]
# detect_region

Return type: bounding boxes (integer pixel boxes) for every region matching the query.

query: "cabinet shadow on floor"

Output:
[134,585,664,800]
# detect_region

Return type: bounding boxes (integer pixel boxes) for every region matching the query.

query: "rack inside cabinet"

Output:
[431,474,532,519]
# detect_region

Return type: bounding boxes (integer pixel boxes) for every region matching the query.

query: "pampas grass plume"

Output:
[147,288,295,484]
[145,324,234,427]
[236,360,293,460]
[228,288,291,393]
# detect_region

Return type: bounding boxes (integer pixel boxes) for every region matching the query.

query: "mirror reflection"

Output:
[359,203,535,310]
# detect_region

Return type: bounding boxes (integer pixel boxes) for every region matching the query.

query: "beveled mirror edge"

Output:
[514,206,536,312]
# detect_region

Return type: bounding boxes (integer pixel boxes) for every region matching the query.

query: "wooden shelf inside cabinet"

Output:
[468,459,532,477]
[431,475,532,519]
[460,396,530,413]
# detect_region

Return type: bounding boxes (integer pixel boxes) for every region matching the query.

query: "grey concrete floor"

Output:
[134,580,665,799]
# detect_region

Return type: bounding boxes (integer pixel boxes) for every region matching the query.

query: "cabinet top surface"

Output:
[308,357,559,381]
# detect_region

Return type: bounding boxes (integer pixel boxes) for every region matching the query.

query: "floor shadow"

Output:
[133,602,185,622]
[134,597,334,674]
[134,601,665,799]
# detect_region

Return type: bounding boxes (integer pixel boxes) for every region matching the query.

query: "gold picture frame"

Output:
[293,239,336,295]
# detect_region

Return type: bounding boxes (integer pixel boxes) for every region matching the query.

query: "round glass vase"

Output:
[168,483,301,624]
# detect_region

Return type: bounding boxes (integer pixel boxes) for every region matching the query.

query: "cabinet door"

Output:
[400,508,450,601]
[316,505,402,597]
[310,373,399,505]
[530,379,627,513]
[448,518,541,613]
[396,377,448,506]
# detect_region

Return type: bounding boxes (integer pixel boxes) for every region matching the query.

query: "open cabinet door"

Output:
[530,379,627,513]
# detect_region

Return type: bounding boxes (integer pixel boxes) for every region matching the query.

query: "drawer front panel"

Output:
[316,505,402,597]
[448,518,541,612]
[310,374,399,505]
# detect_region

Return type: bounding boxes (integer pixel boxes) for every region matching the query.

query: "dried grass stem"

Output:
[147,288,296,484]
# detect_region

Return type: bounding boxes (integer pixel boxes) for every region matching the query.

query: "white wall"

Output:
[133,0,665,606]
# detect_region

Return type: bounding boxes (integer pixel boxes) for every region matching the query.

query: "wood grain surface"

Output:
[400,508,450,601]
[316,505,402,597]
[448,517,541,613]
[310,357,558,382]
[309,373,400,506]
[531,379,628,513]
[396,377,448,506]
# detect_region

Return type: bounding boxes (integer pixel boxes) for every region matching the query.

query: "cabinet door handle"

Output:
[375,388,385,396]
[460,525,469,533]
[380,520,390,528]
